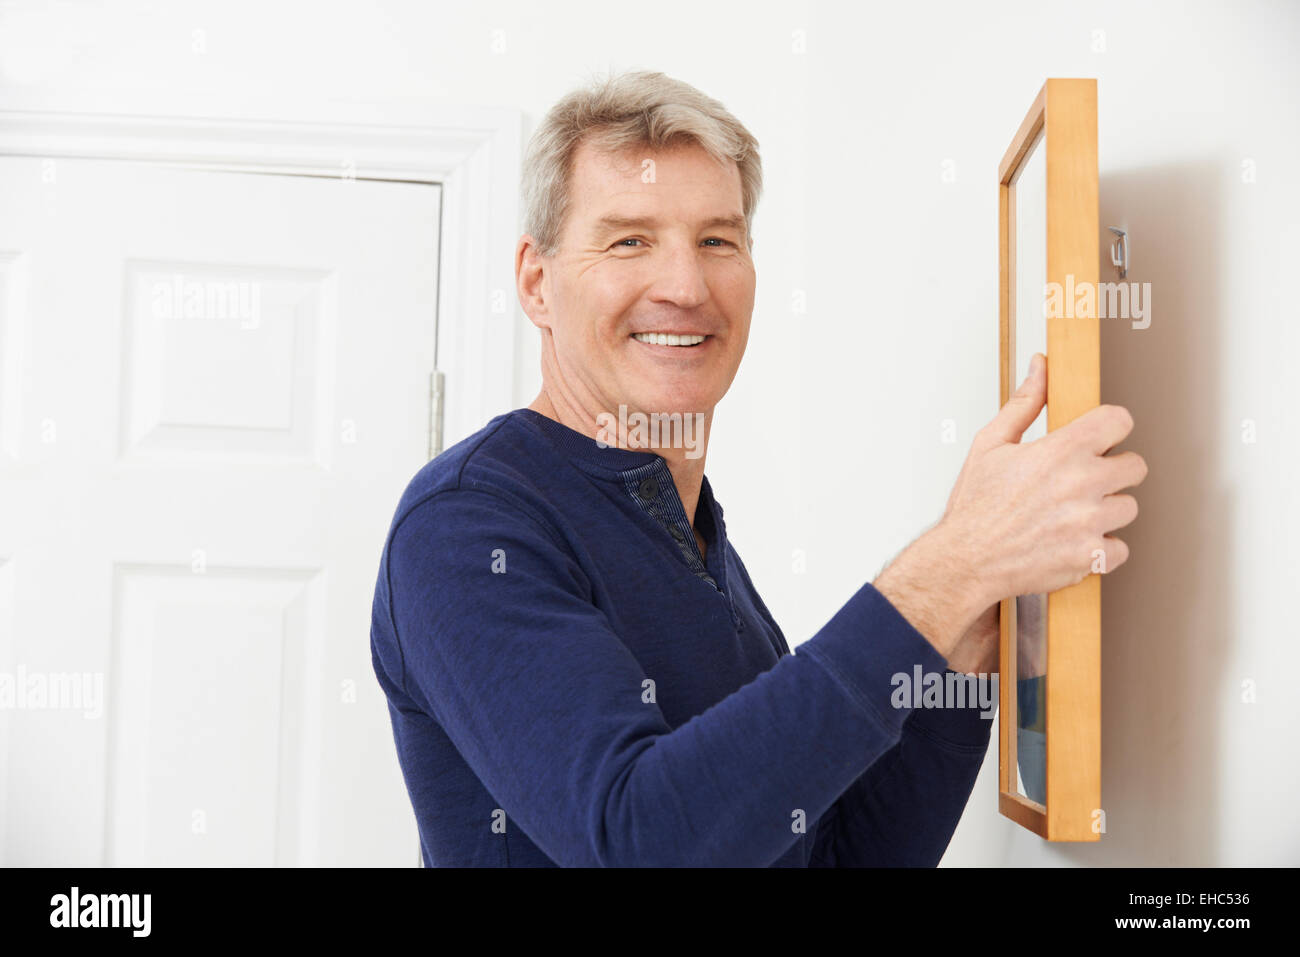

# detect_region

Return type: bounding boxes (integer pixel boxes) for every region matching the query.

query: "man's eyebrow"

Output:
[592,213,747,235]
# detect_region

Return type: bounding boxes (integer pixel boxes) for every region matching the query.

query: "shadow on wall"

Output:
[1002,158,1228,866]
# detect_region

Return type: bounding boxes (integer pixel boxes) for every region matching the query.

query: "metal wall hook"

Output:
[1108,226,1128,279]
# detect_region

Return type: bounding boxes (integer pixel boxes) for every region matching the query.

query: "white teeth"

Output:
[633,333,707,346]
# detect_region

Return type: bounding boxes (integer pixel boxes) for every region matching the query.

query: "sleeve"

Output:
[384,486,953,867]
[808,671,994,867]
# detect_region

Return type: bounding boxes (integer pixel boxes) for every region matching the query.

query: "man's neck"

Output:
[527,390,711,544]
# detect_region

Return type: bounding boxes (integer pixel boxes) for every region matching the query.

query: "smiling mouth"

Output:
[630,332,709,347]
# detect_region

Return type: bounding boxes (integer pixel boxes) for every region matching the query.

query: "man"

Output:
[369,70,1146,867]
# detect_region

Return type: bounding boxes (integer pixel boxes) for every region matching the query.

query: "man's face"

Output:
[521,139,756,422]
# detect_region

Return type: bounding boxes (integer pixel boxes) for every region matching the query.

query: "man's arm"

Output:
[871,521,991,662]
[804,523,999,867]
[809,673,994,866]
[377,486,962,867]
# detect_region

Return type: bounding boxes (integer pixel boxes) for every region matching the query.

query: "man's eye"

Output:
[612,237,734,249]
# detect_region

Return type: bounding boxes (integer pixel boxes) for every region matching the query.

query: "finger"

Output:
[1062,403,1135,456]
[1096,493,1139,533]
[1097,450,1149,494]
[1095,534,1130,574]
[984,352,1047,445]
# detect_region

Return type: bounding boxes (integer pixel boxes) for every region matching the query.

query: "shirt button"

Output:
[638,477,659,499]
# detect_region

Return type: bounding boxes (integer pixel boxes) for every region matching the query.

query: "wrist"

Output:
[926,518,997,619]
[872,521,992,660]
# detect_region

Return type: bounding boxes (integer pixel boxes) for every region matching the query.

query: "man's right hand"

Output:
[938,352,1148,604]
[873,352,1147,661]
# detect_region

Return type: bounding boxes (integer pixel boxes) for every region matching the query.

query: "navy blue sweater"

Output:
[369,407,993,866]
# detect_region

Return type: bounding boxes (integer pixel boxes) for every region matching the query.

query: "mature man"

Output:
[369,70,1146,867]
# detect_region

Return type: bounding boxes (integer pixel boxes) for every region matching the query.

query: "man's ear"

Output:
[516,234,551,331]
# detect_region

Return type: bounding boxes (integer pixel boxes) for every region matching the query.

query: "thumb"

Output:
[987,353,1046,444]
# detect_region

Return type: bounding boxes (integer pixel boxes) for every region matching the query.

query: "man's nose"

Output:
[647,241,710,308]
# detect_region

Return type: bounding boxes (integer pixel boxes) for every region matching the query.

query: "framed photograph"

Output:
[997,78,1101,841]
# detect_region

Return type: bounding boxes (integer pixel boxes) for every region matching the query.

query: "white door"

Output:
[0,156,439,865]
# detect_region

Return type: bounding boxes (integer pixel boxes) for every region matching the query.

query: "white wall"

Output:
[4,0,1295,865]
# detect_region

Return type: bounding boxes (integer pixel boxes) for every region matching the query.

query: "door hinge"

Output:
[428,370,445,460]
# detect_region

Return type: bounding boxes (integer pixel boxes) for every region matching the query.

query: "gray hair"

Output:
[520,69,763,257]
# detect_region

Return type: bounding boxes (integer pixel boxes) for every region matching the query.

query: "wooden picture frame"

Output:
[997,78,1101,841]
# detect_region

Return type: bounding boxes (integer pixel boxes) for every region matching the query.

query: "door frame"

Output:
[0,103,524,449]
